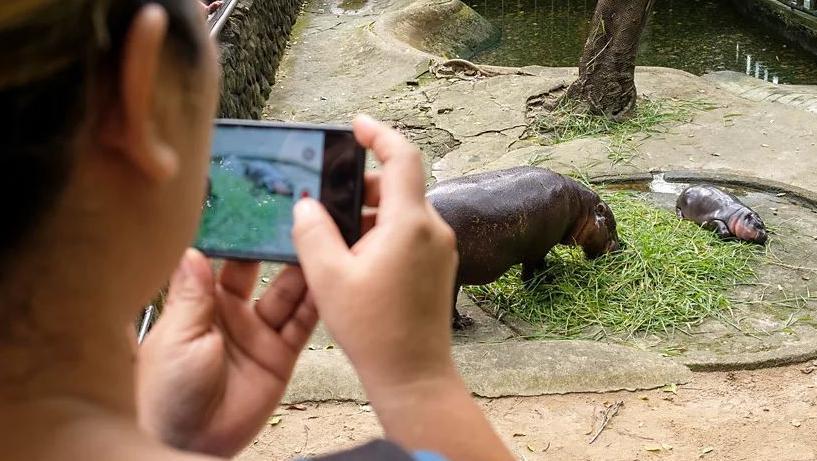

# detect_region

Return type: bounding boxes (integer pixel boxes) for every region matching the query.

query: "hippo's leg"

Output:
[521,259,547,289]
[702,220,731,239]
[451,284,474,330]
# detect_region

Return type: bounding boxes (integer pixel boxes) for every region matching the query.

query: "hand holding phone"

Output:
[291,117,512,461]
[195,120,366,262]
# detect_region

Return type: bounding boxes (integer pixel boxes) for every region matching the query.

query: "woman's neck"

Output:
[0,261,140,418]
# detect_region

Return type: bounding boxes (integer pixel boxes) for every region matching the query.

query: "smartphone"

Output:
[195,120,366,263]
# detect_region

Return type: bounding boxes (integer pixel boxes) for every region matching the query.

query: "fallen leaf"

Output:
[792,419,802,427]
[662,443,674,451]
[644,445,663,452]
[640,396,649,401]
[761,143,770,148]
[662,383,678,395]
[701,447,714,455]
[513,433,527,438]
[711,152,721,157]
[527,444,536,453]
[287,404,308,411]
[359,404,373,412]
[261,277,270,284]
[776,192,787,197]
[270,416,283,426]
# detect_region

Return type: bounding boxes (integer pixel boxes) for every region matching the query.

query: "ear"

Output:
[595,203,606,215]
[99,5,179,183]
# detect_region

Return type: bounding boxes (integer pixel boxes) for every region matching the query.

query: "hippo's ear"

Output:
[595,203,606,215]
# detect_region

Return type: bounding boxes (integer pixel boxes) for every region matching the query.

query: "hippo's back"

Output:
[427,167,582,285]
[677,184,744,222]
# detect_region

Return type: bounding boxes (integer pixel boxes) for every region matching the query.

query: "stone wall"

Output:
[730,0,817,57]
[216,0,303,119]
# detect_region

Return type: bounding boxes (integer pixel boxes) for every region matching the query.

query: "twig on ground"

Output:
[589,401,624,444]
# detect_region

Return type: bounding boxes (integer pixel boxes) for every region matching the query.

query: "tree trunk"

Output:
[563,0,655,120]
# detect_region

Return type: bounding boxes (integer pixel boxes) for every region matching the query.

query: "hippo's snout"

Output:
[755,229,769,245]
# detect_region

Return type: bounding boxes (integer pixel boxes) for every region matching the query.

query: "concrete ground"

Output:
[246,0,817,457]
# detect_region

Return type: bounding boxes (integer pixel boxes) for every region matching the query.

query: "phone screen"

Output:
[195,120,365,263]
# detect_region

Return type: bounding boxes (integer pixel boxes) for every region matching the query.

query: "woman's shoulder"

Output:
[303,440,448,461]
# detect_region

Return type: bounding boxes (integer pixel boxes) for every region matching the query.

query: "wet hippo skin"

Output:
[427,166,620,330]
[676,184,768,245]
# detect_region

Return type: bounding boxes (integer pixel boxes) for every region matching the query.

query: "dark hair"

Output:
[0,0,203,264]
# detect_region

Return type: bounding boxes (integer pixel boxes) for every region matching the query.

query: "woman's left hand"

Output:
[136,249,317,457]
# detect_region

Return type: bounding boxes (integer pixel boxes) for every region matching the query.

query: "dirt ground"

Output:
[239,363,817,461]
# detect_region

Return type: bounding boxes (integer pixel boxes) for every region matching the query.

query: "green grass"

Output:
[530,98,718,166]
[197,167,292,251]
[467,191,762,339]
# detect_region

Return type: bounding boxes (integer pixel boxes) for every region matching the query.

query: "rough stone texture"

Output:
[729,0,817,57]
[283,340,692,403]
[376,0,499,59]
[705,70,817,114]
[217,0,303,119]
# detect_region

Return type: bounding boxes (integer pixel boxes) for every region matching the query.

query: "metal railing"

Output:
[208,0,240,38]
[774,0,817,18]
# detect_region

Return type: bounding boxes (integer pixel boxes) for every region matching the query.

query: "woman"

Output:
[0,1,514,460]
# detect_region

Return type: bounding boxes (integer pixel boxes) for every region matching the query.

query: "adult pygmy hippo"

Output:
[676,184,768,244]
[427,166,620,330]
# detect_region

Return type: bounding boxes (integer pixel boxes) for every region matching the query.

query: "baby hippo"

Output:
[427,166,620,330]
[676,184,768,244]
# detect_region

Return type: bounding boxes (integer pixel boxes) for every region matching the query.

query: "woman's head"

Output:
[0,0,219,328]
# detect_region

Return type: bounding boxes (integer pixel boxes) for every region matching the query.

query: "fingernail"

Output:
[354,113,377,126]
[294,198,320,219]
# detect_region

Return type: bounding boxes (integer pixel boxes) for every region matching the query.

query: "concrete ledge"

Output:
[704,70,817,114]
[730,0,817,57]
[680,326,817,371]
[589,169,817,210]
[282,341,692,403]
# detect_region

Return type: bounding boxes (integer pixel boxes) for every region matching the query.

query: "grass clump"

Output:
[531,98,717,165]
[197,166,292,251]
[467,191,761,339]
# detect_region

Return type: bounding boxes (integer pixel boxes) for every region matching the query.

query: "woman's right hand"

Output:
[293,115,514,461]
[292,114,459,393]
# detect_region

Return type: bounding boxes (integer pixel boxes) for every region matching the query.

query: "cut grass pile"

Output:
[467,190,762,339]
[531,98,718,165]
[197,166,292,250]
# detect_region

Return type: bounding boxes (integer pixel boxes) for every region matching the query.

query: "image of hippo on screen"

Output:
[427,166,620,330]
[676,184,768,245]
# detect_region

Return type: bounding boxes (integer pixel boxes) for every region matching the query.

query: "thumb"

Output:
[160,249,216,335]
[293,198,352,288]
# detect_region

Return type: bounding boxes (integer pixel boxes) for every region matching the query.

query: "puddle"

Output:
[329,0,371,15]
[649,173,687,195]
[470,0,817,84]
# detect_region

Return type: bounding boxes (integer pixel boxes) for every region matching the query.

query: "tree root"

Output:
[430,59,535,80]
